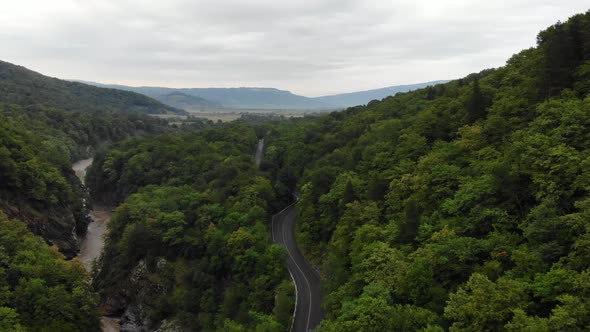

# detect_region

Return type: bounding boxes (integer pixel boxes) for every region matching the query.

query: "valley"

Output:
[1,7,590,332]
[73,158,119,331]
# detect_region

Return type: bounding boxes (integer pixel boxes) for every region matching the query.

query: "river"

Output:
[72,158,120,332]
[69,139,265,330]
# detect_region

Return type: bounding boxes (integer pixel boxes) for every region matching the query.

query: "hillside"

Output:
[258,10,590,331]
[78,83,324,109]
[0,65,179,331]
[155,91,223,110]
[0,60,185,114]
[0,211,100,331]
[0,104,171,259]
[79,81,448,110]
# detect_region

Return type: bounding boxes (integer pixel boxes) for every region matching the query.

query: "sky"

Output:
[1,1,588,96]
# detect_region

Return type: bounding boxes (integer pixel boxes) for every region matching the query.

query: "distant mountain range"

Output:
[78,80,449,110]
[156,91,223,110]
[0,60,184,115]
[0,59,448,114]
[313,81,449,107]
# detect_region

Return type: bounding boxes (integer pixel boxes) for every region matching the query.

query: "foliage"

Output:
[260,11,590,331]
[0,103,172,257]
[0,211,100,331]
[3,9,590,332]
[0,60,184,114]
[89,124,292,330]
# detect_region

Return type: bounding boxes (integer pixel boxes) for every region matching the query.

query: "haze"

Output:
[1,0,587,96]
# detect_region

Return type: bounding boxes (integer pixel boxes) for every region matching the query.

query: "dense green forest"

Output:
[0,67,188,329]
[257,11,590,331]
[0,211,100,331]
[0,57,221,330]
[81,11,590,331]
[0,103,172,258]
[1,9,590,332]
[88,125,293,330]
[0,60,184,115]
[0,99,179,329]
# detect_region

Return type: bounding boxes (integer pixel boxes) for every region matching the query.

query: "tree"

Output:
[445,273,529,331]
[466,78,487,122]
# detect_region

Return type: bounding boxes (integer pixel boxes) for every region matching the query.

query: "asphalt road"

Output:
[272,203,323,332]
[255,138,264,166]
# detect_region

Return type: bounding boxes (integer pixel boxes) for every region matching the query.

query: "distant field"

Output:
[151,109,312,122]
[190,112,242,122]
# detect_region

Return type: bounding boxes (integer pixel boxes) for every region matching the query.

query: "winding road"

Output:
[272,202,323,332]
[256,137,323,332]
[255,138,323,330]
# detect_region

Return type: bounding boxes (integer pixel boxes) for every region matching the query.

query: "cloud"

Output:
[0,0,587,96]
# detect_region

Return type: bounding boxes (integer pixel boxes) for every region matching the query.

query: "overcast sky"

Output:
[1,1,588,96]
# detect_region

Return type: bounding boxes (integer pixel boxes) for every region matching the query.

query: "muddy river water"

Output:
[72,158,120,332]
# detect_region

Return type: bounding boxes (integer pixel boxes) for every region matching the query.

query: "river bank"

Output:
[72,158,120,332]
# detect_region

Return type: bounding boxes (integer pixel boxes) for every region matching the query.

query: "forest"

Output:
[88,125,293,330]
[0,60,184,115]
[259,11,590,331]
[0,10,590,332]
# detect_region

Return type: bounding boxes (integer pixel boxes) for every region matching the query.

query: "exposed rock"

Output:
[154,319,185,332]
[120,303,148,332]
[104,259,170,332]
[0,200,89,259]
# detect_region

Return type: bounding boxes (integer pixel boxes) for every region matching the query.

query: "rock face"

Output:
[0,200,89,259]
[101,259,171,332]
[42,210,82,259]
[0,157,95,259]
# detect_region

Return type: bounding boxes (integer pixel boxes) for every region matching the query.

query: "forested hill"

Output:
[0,60,185,115]
[0,62,184,330]
[155,91,223,110]
[0,64,179,329]
[0,63,177,261]
[258,11,590,331]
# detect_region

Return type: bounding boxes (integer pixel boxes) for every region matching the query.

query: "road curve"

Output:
[272,203,323,332]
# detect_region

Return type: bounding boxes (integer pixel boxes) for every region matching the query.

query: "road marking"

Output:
[272,198,298,242]
[281,207,313,332]
[272,196,312,331]
[272,214,275,241]
[287,269,298,332]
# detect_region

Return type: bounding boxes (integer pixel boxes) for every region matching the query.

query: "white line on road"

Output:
[272,196,312,331]
[281,208,313,332]
[287,269,298,332]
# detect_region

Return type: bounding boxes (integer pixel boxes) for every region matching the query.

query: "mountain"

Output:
[78,80,449,110]
[313,80,449,107]
[180,87,321,109]
[0,60,185,114]
[154,91,223,110]
[78,83,323,109]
